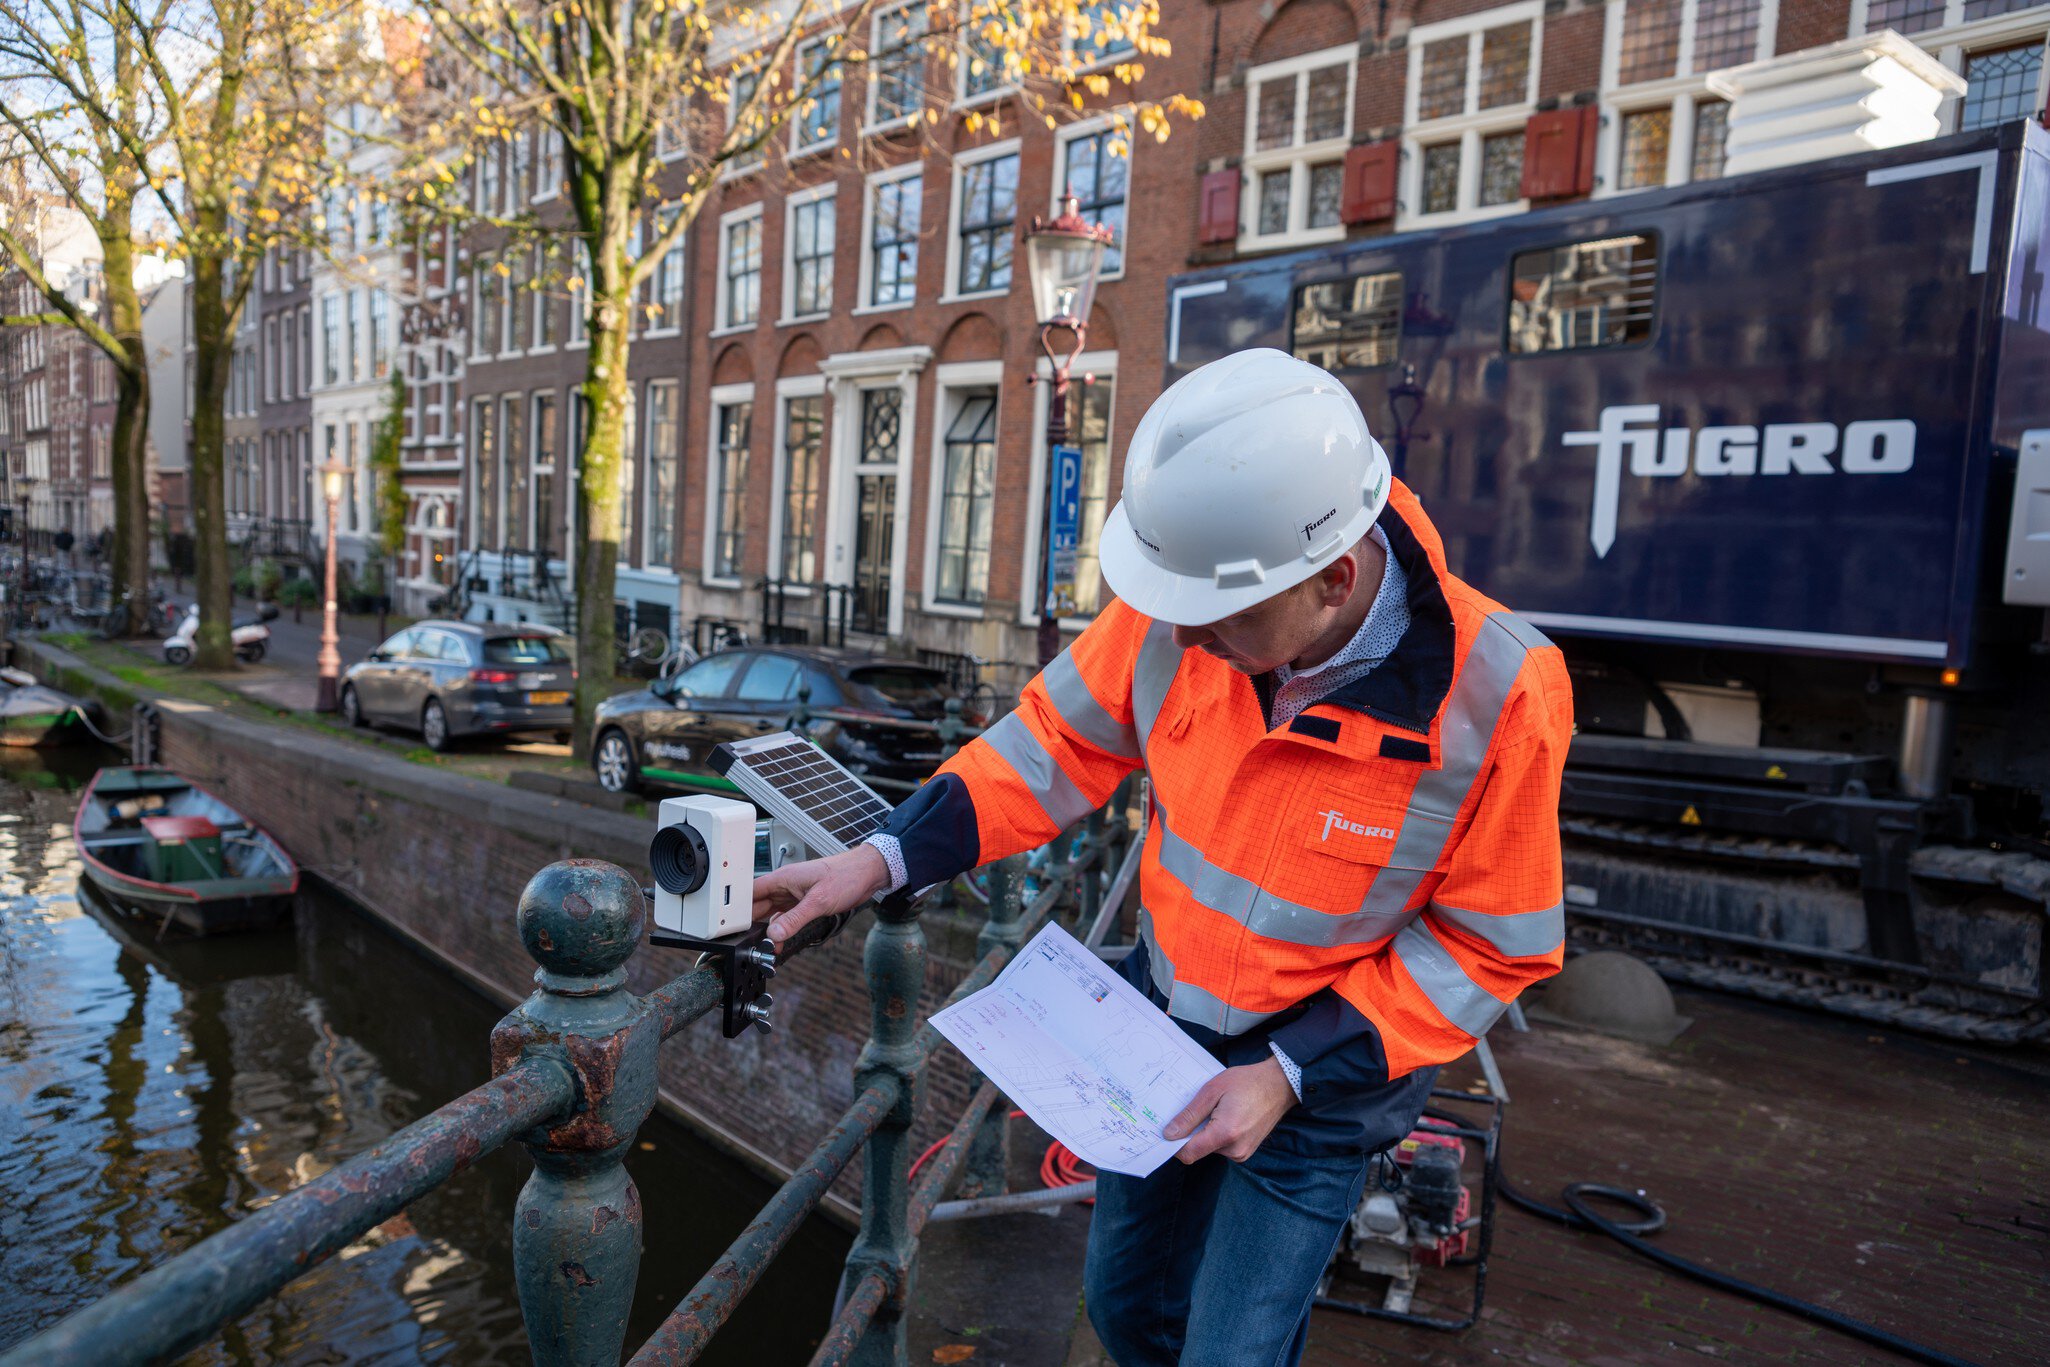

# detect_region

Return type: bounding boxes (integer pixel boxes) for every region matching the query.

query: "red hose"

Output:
[907,1111,1095,1204]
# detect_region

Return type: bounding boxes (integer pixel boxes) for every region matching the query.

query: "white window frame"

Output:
[534,126,563,201]
[713,202,766,336]
[1238,43,1359,251]
[766,373,828,589]
[857,162,923,313]
[941,137,1022,304]
[1053,114,1131,281]
[1067,0,1139,73]
[865,1,929,133]
[702,380,757,588]
[656,92,691,163]
[955,0,1020,108]
[642,377,681,570]
[782,183,839,323]
[648,204,686,337]
[1400,3,1545,229]
[922,360,1004,618]
[1016,349,1118,630]
[792,35,843,156]
[726,67,765,177]
[1595,0,1777,196]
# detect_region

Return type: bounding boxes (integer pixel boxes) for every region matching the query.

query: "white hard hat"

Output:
[1099,348,1392,627]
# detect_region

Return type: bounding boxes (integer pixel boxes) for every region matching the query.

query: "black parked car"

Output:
[590,647,957,795]
[341,620,576,750]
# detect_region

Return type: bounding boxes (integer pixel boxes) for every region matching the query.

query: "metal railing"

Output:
[4,768,1138,1367]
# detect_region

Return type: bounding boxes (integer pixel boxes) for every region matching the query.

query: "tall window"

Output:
[1074,0,1136,62]
[730,69,763,171]
[1960,45,2045,130]
[347,289,362,382]
[956,151,1018,294]
[476,263,502,354]
[1409,15,1538,220]
[502,394,528,549]
[264,317,278,401]
[961,4,1009,99]
[533,392,559,558]
[780,395,823,581]
[299,306,312,395]
[1689,0,1762,72]
[1243,47,1354,244]
[795,38,841,150]
[1863,0,1946,35]
[370,292,390,377]
[790,193,836,316]
[870,173,920,306]
[1061,131,1127,274]
[935,390,998,605]
[321,297,339,384]
[569,242,590,344]
[1071,378,1115,616]
[654,207,685,328]
[870,3,927,124]
[644,381,679,566]
[345,421,361,532]
[713,401,752,579]
[472,397,498,545]
[479,144,500,213]
[1620,108,1673,189]
[723,213,762,327]
[536,126,563,198]
[1691,100,1730,181]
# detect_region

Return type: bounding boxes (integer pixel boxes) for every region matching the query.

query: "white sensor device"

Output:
[649,795,756,939]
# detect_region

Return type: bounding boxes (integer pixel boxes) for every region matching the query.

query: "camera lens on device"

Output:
[650,823,710,896]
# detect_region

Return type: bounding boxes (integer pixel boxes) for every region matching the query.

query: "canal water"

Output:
[0,747,848,1363]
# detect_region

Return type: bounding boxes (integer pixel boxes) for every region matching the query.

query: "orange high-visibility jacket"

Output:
[877,479,1571,1084]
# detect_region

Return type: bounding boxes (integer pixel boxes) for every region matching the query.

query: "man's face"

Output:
[1171,575,1331,675]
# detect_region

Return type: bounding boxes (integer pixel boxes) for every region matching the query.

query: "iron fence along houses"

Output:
[3,720,1136,1366]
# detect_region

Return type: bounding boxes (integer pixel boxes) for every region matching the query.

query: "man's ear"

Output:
[1314,551,1360,608]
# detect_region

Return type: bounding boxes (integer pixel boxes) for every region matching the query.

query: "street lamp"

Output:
[316,459,346,711]
[1024,192,1113,668]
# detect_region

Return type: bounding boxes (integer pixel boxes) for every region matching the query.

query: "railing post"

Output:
[936,697,967,761]
[839,897,928,1366]
[958,854,1027,1200]
[490,859,661,1367]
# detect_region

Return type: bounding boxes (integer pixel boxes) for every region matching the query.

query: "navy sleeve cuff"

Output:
[1265,989,1391,1100]
[877,772,982,891]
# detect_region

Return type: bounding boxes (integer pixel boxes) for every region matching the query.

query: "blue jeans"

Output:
[1082,1141,1373,1367]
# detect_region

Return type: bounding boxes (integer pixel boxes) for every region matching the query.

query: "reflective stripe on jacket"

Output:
[878,479,1571,1083]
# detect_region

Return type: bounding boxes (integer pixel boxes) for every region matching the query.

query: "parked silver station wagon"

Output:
[340,620,576,750]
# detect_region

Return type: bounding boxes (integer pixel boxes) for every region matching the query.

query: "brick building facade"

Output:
[658,0,2046,693]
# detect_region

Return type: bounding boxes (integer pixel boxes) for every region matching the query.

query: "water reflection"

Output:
[0,748,845,1363]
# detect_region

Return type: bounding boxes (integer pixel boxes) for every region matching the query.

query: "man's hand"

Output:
[752,844,893,946]
[1163,1057,1298,1163]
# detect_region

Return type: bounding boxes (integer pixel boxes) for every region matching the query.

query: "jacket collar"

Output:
[1259,480,1457,737]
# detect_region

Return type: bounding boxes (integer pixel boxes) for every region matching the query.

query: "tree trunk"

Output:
[188,246,234,670]
[571,295,631,756]
[99,222,151,637]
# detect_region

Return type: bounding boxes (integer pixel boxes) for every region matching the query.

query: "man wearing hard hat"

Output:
[755,349,1571,1365]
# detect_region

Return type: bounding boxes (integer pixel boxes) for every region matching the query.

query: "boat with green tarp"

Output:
[74,766,299,934]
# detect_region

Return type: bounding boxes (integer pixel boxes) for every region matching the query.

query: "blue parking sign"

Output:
[1045,444,1083,618]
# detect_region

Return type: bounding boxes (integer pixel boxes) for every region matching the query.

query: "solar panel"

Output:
[710,731,897,859]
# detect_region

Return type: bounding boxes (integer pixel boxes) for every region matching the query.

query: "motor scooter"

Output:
[163,601,279,665]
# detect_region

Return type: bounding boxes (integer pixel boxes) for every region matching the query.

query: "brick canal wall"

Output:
[22,641,989,1217]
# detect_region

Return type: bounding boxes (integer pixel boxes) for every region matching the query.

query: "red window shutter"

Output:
[1197,168,1241,245]
[1521,106,1599,201]
[1341,141,1400,224]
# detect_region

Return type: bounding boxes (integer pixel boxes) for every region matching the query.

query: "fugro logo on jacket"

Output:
[1563,406,1918,558]
[1320,810,1395,843]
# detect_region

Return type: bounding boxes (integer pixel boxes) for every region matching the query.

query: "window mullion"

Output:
[1676,0,1700,77]
[1465,34,1482,116]
[1666,94,1694,185]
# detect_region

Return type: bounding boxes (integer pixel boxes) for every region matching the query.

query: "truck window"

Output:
[1291,271,1402,370]
[1507,235,1658,354]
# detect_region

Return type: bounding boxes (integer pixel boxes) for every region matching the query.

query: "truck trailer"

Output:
[1164,119,2050,1041]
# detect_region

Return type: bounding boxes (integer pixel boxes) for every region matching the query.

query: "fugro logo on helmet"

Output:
[1302,508,1338,539]
[1563,406,1918,558]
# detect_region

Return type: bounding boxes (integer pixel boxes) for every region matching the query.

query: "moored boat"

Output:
[74,767,299,935]
[0,666,99,746]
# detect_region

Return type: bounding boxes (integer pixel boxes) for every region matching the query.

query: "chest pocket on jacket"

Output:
[1299,780,1444,874]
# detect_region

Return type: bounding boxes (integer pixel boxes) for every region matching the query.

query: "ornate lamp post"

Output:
[1024,193,1114,668]
[316,459,346,711]
[1387,362,1426,471]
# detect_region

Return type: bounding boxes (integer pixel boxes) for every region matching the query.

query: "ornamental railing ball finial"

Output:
[517,859,648,987]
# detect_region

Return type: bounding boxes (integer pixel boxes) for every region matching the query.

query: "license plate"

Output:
[527,691,570,705]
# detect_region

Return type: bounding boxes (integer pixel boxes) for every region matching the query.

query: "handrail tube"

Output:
[2,1054,576,1367]
[927,1181,1099,1222]
[627,1079,900,1365]
[907,1083,1002,1235]
[1084,836,1144,949]
[807,1269,891,1367]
